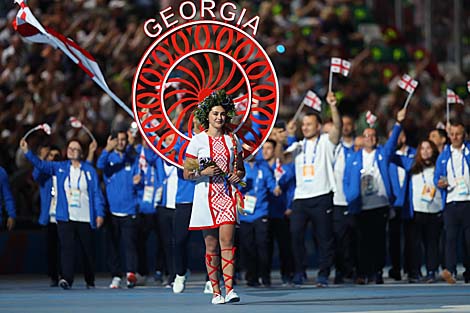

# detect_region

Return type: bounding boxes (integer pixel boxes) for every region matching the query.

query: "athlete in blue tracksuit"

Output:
[97,130,139,288]
[344,108,406,284]
[32,145,62,286]
[239,158,278,286]
[262,139,295,285]
[388,131,416,281]
[434,122,470,283]
[332,115,356,284]
[0,166,15,230]
[21,138,105,289]
[133,142,165,283]
[172,134,196,293]
[154,156,181,287]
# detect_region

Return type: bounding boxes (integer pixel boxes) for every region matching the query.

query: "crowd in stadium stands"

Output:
[0,0,470,296]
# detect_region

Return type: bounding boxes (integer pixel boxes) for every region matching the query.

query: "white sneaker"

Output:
[172,274,186,293]
[225,289,240,303]
[109,276,121,289]
[211,294,225,305]
[203,280,213,294]
[135,273,147,286]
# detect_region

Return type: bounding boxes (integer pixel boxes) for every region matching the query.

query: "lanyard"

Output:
[252,168,261,195]
[421,168,432,185]
[361,150,378,175]
[163,163,176,184]
[303,137,320,165]
[145,166,155,185]
[68,168,82,191]
[450,148,466,178]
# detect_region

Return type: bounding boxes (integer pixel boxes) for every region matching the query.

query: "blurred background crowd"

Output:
[0,0,469,226]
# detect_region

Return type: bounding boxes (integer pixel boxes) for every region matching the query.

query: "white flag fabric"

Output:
[366,111,377,127]
[13,0,133,117]
[138,148,148,174]
[274,158,285,182]
[467,81,470,93]
[302,90,322,111]
[330,57,351,77]
[398,74,418,93]
[447,89,464,105]
[69,116,83,128]
[38,123,52,135]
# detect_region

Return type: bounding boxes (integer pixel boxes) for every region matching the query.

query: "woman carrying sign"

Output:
[183,90,245,304]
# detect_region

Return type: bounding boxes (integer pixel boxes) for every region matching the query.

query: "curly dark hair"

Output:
[193,90,236,129]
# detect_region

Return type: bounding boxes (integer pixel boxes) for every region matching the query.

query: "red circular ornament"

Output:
[133,20,279,168]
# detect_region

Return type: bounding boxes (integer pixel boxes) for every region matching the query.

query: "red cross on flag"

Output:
[12,0,133,117]
[274,158,285,182]
[366,111,377,127]
[302,90,322,112]
[330,57,351,77]
[447,89,464,105]
[398,74,418,94]
[138,148,148,174]
[38,123,52,135]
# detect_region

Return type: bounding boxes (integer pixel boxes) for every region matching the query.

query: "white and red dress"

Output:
[185,131,242,230]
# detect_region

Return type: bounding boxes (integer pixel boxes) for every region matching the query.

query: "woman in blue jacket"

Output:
[20,138,105,290]
[392,140,442,283]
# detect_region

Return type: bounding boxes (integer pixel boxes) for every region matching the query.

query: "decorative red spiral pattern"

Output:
[133,21,279,168]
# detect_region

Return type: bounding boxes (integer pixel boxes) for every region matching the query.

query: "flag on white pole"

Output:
[447,89,464,105]
[397,74,418,94]
[38,123,52,135]
[22,122,52,139]
[330,57,351,77]
[366,111,377,127]
[301,90,322,112]
[12,0,133,117]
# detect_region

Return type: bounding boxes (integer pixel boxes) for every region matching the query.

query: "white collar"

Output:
[450,144,465,153]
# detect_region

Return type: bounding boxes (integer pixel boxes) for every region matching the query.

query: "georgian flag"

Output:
[38,123,52,135]
[69,116,83,129]
[12,0,133,117]
[138,148,148,174]
[330,57,351,77]
[447,89,464,105]
[366,111,377,127]
[398,74,418,93]
[302,90,322,111]
[274,158,285,182]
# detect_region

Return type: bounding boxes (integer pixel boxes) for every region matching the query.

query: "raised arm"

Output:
[384,108,407,160]
[20,139,57,176]
[327,91,341,145]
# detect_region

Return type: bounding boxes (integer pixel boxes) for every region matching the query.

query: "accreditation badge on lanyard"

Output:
[455,177,469,196]
[143,186,155,203]
[420,171,435,203]
[302,137,320,183]
[244,195,257,214]
[142,167,155,203]
[68,171,82,209]
[361,166,378,197]
[450,150,470,196]
[421,185,436,203]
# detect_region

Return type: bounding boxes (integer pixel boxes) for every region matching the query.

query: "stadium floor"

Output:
[1,272,470,313]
